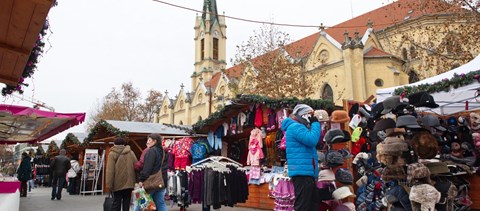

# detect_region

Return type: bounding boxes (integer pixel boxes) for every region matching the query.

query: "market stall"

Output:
[191,95,335,210]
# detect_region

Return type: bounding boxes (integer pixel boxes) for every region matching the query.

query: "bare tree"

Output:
[232,24,315,98]
[88,82,163,128]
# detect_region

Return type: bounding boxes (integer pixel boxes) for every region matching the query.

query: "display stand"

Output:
[80,149,104,195]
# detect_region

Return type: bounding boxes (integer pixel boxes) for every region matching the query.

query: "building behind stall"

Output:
[155,0,479,126]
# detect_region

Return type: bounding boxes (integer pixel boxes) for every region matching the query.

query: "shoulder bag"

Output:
[143,147,166,191]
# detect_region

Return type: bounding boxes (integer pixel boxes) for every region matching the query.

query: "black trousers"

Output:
[112,188,133,211]
[292,176,318,211]
[20,180,28,197]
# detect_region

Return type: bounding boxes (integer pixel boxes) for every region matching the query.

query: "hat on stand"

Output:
[408,91,439,108]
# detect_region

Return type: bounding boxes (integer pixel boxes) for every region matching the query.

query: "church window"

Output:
[402,48,408,60]
[198,93,203,103]
[408,70,420,83]
[179,100,184,109]
[321,84,334,101]
[179,121,183,125]
[374,79,384,87]
[213,38,219,60]
[201,39,205,60]
[410,46,417,59]
[163,105,168,114]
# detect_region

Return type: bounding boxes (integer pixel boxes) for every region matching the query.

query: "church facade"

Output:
[156,0,479,125]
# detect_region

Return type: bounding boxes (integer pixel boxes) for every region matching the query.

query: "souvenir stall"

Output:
[191,95,335,210]
[84,119,196,195]
[375,54,480,210]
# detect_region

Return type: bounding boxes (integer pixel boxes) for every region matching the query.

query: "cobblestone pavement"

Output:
[20,187,263,211]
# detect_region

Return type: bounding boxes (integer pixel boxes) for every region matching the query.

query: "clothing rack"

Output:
[191,156,242,167]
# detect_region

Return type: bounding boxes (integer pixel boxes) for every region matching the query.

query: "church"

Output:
[155,0,479,125]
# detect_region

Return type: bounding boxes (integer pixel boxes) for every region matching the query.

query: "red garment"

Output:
[254,104,264,127]
[134,147,150,171]
[351,136,366,156]
[174,157,190,170]
[172,137,194,158]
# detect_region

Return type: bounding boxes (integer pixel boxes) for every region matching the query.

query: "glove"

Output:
[309,116,319,123]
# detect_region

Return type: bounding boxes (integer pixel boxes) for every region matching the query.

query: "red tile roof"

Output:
[364,47,393,57]
[204,63,245,89]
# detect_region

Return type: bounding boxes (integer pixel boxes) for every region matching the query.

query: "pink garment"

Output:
[247,138,264,165]
[250,166,262,179]
[250,128,263,148]
[172,137,194,158]
[134,147,150,171]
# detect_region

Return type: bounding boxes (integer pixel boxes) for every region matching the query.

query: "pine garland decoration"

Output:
[83,119,127,146]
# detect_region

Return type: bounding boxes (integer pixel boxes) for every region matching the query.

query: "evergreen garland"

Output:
[1,1,58,96]
[192,94,335,132]
[60,133,81,149]
[394,70,480,96]
[47,140,59,157]
[83,119,127,146]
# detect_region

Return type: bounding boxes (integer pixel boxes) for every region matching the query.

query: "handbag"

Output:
[143,148,166,191]
[103,192,114,211]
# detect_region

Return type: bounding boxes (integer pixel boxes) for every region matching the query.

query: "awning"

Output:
[0,104,86,144]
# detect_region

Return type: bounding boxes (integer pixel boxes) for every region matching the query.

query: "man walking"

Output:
[50,149,71,200]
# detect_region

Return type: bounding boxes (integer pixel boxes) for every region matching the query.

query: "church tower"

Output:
[192,0,227,91]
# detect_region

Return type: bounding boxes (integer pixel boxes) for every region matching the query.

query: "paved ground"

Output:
[20,187,261,210]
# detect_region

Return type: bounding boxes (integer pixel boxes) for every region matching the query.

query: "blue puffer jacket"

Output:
[281,117,321,178]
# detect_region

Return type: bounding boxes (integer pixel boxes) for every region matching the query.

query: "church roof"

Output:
[205,63,245,89]
[364,47,394,58]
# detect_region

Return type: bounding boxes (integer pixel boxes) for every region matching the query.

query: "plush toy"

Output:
[451,142,464,158]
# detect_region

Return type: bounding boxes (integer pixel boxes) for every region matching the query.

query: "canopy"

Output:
[0,104,86,144]
[376,55,480,115]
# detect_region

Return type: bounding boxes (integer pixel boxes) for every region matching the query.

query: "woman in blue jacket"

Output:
[281,104,321,211]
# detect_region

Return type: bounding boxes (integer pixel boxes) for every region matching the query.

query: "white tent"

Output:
[376,54,480,115]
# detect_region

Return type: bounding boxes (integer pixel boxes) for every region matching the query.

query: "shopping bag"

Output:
[103,192,114,211]
[131,186,156,211]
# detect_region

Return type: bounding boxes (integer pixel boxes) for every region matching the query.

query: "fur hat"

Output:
[377,154,405,166]
[408,91,439,108]
[377,136,409,155]
[314,110,330,122]
[373,118,396,131]
[331,110,350,123]
[407,163,431,184]
[336,168,354,185]
[385,128,406,137]
[409,184,441,211]
[326,150,344,167]
[332,186,356,200]
[411,131,439,159]
[382,165,407,182]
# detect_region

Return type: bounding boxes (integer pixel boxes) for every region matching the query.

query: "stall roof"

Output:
[0,104,86,144]
[376,54,480,115]
[106,120,192,136]
[0,0,55,86]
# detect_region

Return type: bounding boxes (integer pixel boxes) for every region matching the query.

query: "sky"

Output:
[2,0,394,142]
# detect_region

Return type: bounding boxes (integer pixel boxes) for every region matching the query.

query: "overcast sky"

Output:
[2,0,393,142]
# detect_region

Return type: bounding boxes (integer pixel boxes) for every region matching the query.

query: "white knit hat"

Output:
[292,104,313,116]
[333,186,356,200]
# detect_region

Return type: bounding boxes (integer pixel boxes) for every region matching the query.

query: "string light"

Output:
[151,0,398,29]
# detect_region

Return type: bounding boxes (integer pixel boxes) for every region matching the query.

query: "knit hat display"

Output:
[318,169,336,181]
[409,184,441,211]
[407,163,432,184]
[332,186,356,200]
[331,110,350,123]
[314,109,330,122]
[317,151,326,164]
[338,148,353,159]
[114,137,126,145]
[373,118,396,131]
[335,168,354,185]
[411,131,439,159]
[385,128,406,137]
[292,104,314,116]
[396,115,421,128]
[343,202,356,211]
[356,175,368,188]
[326,150,344,167]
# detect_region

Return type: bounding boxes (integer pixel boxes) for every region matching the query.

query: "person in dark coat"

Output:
[138,133,169,211]
[17,152,32,197]
[50,149,71,200]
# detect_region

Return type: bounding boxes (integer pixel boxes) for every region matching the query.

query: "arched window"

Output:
[213,38,219,60]
[409,46,417,59]
[402,48,408,60]
[179,121,183,125]
[322,84,334,101]
[408,70,420,83]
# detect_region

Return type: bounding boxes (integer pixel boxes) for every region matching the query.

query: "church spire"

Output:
[202,0,219,29]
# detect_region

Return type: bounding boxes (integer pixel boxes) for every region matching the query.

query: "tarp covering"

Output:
[376,55,480,115]
[0,104,85,144]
